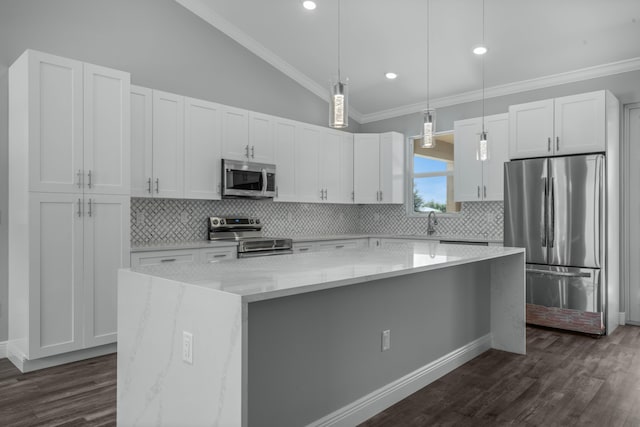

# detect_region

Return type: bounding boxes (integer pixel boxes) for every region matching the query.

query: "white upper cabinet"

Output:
[248,112,275,163]
[83,63,130,195]
[273,118,297,202]
[184,97,222,200]
[509,91,610,159]
[152,90,184,198]
[221,105,249,161]
[354,132,404,204]
[295,125,322,202]
[553,91,606,155]
[454,113,509,202]
[320,131,342,203]
[339,133,354,203]
[15,50,129,194]
[130,86,153,197]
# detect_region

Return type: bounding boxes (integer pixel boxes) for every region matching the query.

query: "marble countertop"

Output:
[130,240,238,253]
[131,233,503,252]
[130,242,523,302]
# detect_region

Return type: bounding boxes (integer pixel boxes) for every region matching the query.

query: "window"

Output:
[408,133,460,215]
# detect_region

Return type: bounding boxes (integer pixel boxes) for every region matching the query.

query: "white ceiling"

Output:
[176,0,640,124]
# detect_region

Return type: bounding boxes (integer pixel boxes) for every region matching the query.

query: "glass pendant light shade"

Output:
[421,109,436,148]
[329,79,348,128]
[479,130,488,161]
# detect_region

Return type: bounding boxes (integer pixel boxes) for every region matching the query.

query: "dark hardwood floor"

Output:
[1,325,640,426]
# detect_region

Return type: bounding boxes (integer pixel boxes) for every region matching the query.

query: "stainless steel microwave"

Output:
[221,159,276,199]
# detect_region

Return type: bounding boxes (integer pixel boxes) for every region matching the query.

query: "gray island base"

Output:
[117,242,525,426]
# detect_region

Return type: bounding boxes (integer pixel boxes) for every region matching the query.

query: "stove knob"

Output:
[255,219,260,225]
[249,219,255,224]
[220,219,225,225]
[212,219,219,226]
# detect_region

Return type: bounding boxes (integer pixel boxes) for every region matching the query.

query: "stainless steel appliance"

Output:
[504,154,606,335]
[208,216,292,258]
[221,159,276,199]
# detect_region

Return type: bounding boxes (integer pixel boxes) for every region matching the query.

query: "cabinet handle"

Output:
[299,247,310,252]
[77,198,82,217]
[160,258,176,263]
[324,189,328,200]
[87,170,92,188]
[351,191,354,201]
[245,145,249,158]
[484,186,487,198]
[217,183,221,195]
[147,178,152,194]
[556,136,560,151]
[335,245,345,249]
[477,186,480,198]
[320,189,324,200]
[88,198,92,217]
[155,178,159,193]
[77,170,83,188]
[547,137,551,152]
[376,190,379,201]
[379,191,383,201]
[251,146,255,159]
[212,254,227,258]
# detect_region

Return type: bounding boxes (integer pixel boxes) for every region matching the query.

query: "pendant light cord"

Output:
[338,0,341,82]
[481,0,485,134]
[426,0,430,111]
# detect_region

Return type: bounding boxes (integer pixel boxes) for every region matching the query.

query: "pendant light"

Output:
[421,0,435,149]
[329,0,348,128]
[478,0,488,161]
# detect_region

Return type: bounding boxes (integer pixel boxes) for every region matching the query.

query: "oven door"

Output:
[222,159,276,198]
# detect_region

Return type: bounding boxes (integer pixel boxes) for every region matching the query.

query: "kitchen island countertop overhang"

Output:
[117,242,525,427]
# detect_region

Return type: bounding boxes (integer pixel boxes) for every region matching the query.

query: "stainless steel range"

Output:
[208,216,293,258]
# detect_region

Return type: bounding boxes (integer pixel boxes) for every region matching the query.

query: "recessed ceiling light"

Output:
[385,72,398,80]
[473,46,488,55]
[302,1,316,10]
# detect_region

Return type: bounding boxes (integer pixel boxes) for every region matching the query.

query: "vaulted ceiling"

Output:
[176,0,640,123]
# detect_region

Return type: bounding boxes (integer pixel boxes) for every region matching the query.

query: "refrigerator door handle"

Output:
[526,267,592,278]
[549,178,555,248]
[542,178,548,247]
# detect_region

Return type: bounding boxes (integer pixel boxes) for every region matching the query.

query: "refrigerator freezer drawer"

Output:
[526,265,602,312]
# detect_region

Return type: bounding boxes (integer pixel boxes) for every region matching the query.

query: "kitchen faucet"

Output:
[427,211,438,235]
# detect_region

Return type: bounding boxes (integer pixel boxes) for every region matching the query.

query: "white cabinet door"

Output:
[295,125,322,202]
[83,63,130,196]
[454,118,483,201]
[184,97,222,200]
[200,247,236,263]
[508,99,554,159]
[354,134,380,203]
[273,118,297,202]
[221,106,249,161]
[83,195,130,348]
[152,90,184,198]
[248,112,275,163]
[28,193,84,359]
[554,91,606,155]
[339,133,354,203]
[130,86,153,197]
[130,249,200,268]
[379,132,404,204]
[320,131,341,203]
[26,51,83,193]
[483,114,509,201]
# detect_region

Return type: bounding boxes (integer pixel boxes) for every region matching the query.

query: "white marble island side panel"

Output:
[117,243,525,427]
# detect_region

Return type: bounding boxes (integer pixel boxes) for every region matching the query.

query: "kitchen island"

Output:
[117,241,525,427]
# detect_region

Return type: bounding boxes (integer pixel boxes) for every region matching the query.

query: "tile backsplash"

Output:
[131,198,503,246]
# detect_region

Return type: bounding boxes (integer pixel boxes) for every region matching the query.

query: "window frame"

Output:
[405,133,461,218]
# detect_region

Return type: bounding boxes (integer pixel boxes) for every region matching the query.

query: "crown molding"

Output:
[359,57,640,124]
[175,0,364,124]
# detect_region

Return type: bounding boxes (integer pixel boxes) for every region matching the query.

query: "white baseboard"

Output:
[0,341,7,358]
[619,312,626,325]
[308,334,492,427]
[7,343,116,373]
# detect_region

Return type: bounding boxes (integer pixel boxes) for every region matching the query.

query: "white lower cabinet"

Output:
[293,239,367,253]
[201,247,236,263]
[9,193,129,361]
[130,246,237,268]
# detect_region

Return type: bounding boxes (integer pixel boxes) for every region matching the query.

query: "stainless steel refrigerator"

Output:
[504,154,606,335]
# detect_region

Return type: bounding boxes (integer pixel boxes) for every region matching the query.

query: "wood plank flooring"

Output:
[1,325,640,426]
